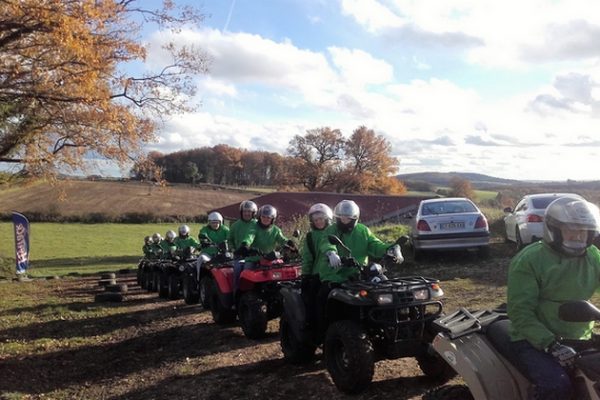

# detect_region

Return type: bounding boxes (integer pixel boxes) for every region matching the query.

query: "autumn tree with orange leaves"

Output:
[0,0,207,176]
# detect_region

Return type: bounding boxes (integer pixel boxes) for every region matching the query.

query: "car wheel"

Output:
[515,227,524,250]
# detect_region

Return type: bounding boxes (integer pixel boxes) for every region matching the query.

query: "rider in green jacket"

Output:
[199,212,230,257]
[246,204,290,262]
[228,200,258,255]
[142,236,153,257]
[507,196,600,400]
[314,200,402,336]
[160,230,177,260]
[174,225,199,258]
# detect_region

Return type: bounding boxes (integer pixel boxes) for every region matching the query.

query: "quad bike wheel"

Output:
[167,274,181,300]
[280,313,316,364]
[324,320,374,394]
[209,278,236,324]
[238,292,268,339]
[199,277,211,309]
[100,272,116,280]
[182,274,200,305]
[416,353,456,383]
[94,292,124,303]
[152,271,160,293]
[422,385,474,400]
[158,272,169,298]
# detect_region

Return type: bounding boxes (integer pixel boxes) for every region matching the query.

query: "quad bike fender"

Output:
[432,332,529,400]
[210,267,234,295]
[280,286,307,341]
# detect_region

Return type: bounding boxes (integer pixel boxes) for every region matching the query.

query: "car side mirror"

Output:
[503,207,513,213]
[558,300,600,322]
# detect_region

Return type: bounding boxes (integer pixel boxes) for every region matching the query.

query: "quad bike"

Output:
[208,244,302,339]
[425,300,600,399]
[181,236,234,306]
[155,247,198,300]
[279,235,453,394]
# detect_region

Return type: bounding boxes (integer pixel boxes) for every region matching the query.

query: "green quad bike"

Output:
[279,235,455,394]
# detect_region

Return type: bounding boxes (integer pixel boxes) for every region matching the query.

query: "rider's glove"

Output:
[326,251,342,269]
[546,341,577,367]
[386,244,404,263]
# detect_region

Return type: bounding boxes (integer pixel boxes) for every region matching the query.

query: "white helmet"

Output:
[165,230,176,242]
[257,204,277,228]
[543,196,600,256]
[152,232,162,243]
[144,235,152,245]
[239,200,258,219]
[178,225,190,237]
[208,212,224,224]
[308,203,333,229]
[334,200,360,232]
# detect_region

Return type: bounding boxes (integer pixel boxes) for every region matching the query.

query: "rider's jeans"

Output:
[233,260,254,293]
[507,339,572,400]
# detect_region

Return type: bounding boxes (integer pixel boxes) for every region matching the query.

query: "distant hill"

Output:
[397,171,521,189]
[0,180,256,219]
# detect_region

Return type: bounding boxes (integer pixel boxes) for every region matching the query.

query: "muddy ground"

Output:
[0,243,516,400]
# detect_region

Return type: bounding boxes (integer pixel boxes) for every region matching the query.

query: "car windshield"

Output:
[421,201,477,215]
[531,196,562,209]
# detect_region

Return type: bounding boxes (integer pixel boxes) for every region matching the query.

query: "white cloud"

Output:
[328,47,394,86]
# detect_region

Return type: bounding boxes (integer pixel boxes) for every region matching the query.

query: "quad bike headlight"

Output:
[178,265,185,272]
[376,293,394,305]
[412,289,429,300]
[430,283,444,298]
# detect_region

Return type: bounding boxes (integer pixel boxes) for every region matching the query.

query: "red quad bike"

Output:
[208,246,302,339]
[279,235,455,394]
[182,237,234,307]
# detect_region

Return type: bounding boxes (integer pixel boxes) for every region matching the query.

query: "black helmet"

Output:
[257,204,277,228]
[333,200,360,233]
[543,196,600,257]
[239,200,258,220]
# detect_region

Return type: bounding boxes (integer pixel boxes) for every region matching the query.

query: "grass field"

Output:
[0,222,413,279]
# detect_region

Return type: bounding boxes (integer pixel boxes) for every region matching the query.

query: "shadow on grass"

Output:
[0,316,275,395]
[106,356,435,400]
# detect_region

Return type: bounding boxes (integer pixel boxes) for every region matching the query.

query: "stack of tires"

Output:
[95,272,128,302]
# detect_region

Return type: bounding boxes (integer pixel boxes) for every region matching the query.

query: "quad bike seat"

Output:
[485,319,525,373]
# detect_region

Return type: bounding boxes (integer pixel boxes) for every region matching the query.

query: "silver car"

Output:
[503,192,582,249]
[410,197,490,259]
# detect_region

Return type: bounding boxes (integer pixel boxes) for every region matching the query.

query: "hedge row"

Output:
[0,211,208,224]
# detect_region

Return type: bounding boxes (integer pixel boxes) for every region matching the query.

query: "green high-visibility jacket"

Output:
[228,219,257,250]
[174,236,199,250]
[142,244,153,257]
[148,243,162,259]
[508,241,600,350]
[246,224,288,262]
[199,224,230,256]
[160,240,177,259]
[301,228,328,276]
[316,223,390,283]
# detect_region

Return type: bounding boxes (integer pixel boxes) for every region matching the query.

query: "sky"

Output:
[129,0,600,180]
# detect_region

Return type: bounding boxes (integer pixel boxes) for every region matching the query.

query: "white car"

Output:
[410,197,490,259]
[503,193,582,249]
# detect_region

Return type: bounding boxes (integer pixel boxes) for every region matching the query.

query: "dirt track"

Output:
[0,247,515,400]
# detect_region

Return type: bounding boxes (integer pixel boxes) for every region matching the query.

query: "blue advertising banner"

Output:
[12,212,30,274]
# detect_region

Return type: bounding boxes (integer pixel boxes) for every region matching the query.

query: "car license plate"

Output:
[440,222,464,229]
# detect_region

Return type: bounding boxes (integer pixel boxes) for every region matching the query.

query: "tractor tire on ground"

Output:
[280,314,316,364]
[182,275,200,305]
[98,279,116,287]
[422,385,474,400]
[324,320,375,394]
[416,353,457,383]
[167,274,181,300]
[199,277,211,309]
[238,292,268,339]
[209,278,236,324]
[158,272,169,298]
[94,292,124,303]
[100,273,116,280]
[105,283,128,293]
